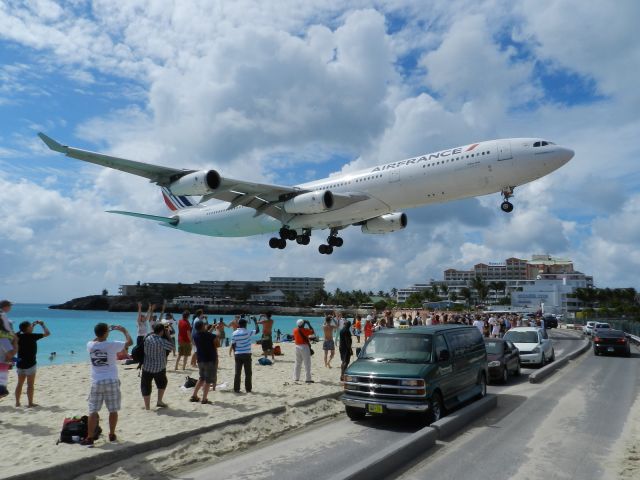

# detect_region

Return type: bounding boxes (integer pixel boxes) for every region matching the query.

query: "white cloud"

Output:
[0,1,639,303]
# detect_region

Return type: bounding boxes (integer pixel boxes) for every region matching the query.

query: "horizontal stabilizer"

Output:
[106,210,179,226]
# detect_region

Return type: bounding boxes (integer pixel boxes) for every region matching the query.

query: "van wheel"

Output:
[345,406,366,421]
[429,392,444,423]
[477,373,487,398]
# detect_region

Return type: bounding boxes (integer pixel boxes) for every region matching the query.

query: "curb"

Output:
[529,338,590,384]
[335,394,497,480]
[430,394,498,439]
[335,426,438,480]
[6,391,344,480]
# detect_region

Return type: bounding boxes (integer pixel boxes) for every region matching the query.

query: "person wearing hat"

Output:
[293,319,315,383]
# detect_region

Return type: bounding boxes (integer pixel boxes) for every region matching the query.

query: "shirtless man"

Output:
[322,315,338,368]
[258,313,275,361]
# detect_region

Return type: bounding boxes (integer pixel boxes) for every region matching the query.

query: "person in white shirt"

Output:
[84,323,132,445]
[473,317,485,336]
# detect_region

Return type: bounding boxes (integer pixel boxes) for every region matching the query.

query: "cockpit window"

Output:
[533,140,554,147]
[533,141,541,147]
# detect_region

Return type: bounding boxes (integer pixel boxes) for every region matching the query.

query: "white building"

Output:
[511,277,591,314]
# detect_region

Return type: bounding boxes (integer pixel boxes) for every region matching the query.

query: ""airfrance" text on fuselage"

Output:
[370,143,480,172]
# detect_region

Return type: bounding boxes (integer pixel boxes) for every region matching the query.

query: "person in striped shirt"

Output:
[231,318,259,393]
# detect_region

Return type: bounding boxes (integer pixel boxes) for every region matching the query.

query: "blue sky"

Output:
[1,0,639,302]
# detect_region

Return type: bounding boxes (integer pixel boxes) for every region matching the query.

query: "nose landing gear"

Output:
[500,187,515,213]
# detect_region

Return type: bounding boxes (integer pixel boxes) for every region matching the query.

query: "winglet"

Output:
[38,132,68,153]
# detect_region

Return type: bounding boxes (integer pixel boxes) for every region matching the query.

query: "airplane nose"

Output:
[557,146,574,164]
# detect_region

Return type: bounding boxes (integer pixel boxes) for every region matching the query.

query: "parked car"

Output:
[543,315,558,329]
[484,338,521,383]
[502,327,555,368]
[583,321,596,336]
[342,325,488,425]
[593,329,631,357]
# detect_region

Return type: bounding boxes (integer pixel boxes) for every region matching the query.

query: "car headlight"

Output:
[488,361,501,367]
[532,346,540,353]
[343,375,355,382]
[400,379,425,386]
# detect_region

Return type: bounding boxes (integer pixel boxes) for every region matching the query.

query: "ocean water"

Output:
[6,304,323,366]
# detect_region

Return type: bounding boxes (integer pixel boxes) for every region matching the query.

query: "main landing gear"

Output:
[268,227,310,250]
[318,229,344,255]
[500,187,515,213]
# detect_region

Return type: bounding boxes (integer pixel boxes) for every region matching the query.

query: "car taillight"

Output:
[594,337,601,342]
[617,338,627,344]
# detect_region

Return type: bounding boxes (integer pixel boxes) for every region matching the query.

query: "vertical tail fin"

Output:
[161,187,196,211]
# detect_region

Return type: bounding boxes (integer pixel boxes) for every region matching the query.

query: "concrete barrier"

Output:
[529,338,590,384]
[336,426,438,480]
[430,394,498,439]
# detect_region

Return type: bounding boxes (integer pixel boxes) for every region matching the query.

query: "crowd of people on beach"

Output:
[1,298,543,445]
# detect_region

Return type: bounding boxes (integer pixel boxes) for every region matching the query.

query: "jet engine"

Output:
[169,170,221,196]
[361,213,408,234]
[283,190,334,214]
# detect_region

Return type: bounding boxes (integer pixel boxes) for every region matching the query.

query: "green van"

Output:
[342,325,488,424]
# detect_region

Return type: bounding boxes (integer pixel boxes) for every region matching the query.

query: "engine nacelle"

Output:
[361,212,408,234]
[169,170,221,196]
[283,190,334,214]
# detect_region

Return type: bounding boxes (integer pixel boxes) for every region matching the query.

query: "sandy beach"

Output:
[0,341,346,479]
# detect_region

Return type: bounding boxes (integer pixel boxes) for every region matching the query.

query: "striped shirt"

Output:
[231,328,256,355]
[143,334,174,373]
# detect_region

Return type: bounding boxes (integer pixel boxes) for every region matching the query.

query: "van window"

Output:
[434,335,448,360]
[360,333,433,363]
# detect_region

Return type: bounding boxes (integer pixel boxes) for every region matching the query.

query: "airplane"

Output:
[38,133,574,255]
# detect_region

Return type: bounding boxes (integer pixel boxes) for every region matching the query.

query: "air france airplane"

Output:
[38,133,573,255]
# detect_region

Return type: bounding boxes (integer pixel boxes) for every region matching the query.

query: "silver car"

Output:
[503,327,555,368]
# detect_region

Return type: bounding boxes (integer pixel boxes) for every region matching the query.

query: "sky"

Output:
[1,0,639,303]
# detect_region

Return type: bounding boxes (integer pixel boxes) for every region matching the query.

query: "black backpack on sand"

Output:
[57,416,102,444]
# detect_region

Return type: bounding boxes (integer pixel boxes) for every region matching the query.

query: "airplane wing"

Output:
[39,133,369,220]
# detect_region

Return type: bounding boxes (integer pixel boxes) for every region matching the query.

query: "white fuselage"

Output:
[174,138,574,237]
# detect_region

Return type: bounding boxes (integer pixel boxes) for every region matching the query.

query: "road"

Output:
[399,339,640,480]
[177,330,599,480]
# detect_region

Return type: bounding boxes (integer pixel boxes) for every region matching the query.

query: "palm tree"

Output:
[440,284,449,299]
[460,287,472,307]
[471,276,489,305]
[496,281,507,298]
[488,281,499,303]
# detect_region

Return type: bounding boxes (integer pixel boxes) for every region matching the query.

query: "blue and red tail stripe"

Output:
[161,187,195,211]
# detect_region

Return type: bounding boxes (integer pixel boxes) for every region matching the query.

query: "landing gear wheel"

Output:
[269,237,280,249]
[277,239,286,249]
[301,235,310,245]
[327,236,344,247]
[501,201,514,213]
[287,229,297,241]
[325,245,333,255]
[335,237,344,247]
[319,244,327,254]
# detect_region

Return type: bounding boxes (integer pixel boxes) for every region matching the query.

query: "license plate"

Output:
[607,347,614,352]
[367,404,384,414]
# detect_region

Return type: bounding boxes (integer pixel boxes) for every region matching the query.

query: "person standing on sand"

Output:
[353,315,362,343]
[293,319,315,383]
[141,323,174,410]
[258,313,275,362]
[190,309,204,367]
[136,302,153,347]
[0,300,15,333]
[322,315,337,368]
[15,320,50,407]
[0,305,17,400]
[231,318,259,393]
[191,320,219,404]
[84,323,132,445]
[339,320,353,381]
[175,311,192,371]
[364,315,373,341]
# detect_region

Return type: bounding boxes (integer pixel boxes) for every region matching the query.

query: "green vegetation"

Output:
[573,287,639,319]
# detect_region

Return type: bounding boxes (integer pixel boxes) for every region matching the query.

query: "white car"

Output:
[593,322,611,334]
[503,327,555,368]
[583,321,596,336]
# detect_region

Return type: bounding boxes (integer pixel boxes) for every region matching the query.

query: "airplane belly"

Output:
[179,208,279,237]
[288,197,391,229]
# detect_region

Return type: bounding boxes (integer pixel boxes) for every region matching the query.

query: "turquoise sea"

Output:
[7,304,323,366]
